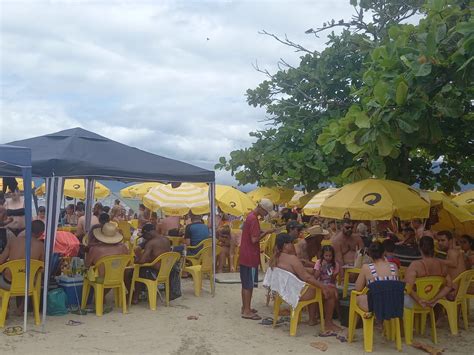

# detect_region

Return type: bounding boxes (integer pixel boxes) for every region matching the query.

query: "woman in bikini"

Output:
[404,236,453,308]
[355,242,399,311]
[4,190,25,236]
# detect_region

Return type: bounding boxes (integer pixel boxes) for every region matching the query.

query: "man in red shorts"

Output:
[240,198,275,320]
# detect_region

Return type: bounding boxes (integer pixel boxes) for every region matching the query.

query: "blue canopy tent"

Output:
[7,128,216,328]
[0,145,33,331]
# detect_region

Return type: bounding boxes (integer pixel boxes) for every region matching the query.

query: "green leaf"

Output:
[219,156,226,164]
[397,118,417,133]
[395,81,408,105]
[376,134,394,156]
[354,111,371,128]
[436,23,447,43]
[368,155,386,177]
[415,63,432,76]
[350,0,357,6]
[322,140,336,154]
[374,81,389,105]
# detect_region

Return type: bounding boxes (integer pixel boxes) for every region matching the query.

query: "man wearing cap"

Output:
[85,222,129,275]
[240,198,276,320]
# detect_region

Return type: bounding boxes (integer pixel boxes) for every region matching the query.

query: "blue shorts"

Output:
[240,265,258,290]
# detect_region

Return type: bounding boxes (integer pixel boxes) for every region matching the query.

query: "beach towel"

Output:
[263,267,306,309]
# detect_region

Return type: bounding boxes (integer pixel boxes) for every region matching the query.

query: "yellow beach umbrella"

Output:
[426,191,474,235]
[303,188,339,215]
[215,185,256,216]
[121,182,162,199]
[319,179,430,220]
[143,183,209,216]
[247,187,294,205]
[288,191,305,208]
[0,178,34,192]
[452,190,474,213]
[35,179,110,199]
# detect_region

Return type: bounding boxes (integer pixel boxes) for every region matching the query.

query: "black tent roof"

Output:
[5,127,214,182]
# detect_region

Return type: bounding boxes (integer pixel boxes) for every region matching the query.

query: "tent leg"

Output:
[209,183,216,297]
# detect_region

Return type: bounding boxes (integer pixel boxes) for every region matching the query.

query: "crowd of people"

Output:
[0,185,473,343]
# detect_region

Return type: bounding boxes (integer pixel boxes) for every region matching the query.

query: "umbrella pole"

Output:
[209,182,216,297]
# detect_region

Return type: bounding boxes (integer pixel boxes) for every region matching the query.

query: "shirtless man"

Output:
[411,219,425,242]
[332,219,364,267]
[287,221,311,267]
[437,231,466,291]
[85,222,129,276]
[0,220,45,314]
[272,233,339,332]
[130,230,171,303]
[76,202,101,240]
[404,236,452,308]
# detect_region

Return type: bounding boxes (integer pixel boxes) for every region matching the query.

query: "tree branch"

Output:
[259,30,314,54]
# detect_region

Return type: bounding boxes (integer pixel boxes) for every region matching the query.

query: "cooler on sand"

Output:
[57,275,93,307]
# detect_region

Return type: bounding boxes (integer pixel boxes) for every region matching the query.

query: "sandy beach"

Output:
[1,277,473,354]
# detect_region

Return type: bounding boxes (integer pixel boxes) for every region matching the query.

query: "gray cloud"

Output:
[1,0,353,186]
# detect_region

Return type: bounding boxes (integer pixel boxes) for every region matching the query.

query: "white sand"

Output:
[1,279,472,354]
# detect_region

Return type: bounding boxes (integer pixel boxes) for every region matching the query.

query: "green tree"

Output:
[217,0,473,193]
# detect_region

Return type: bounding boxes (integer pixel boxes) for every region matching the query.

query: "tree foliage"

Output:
[216,0,473,192]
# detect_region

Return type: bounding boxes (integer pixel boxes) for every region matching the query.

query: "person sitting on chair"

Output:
[184,213,210,254]
[270,233,338,331]
[0,220,45,315]
[129,230,171,304]
[355,242,399,311]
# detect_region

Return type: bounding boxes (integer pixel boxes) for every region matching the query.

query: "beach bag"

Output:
[354,247,372,268]
[169,262,182,301]
[47,288,68,316]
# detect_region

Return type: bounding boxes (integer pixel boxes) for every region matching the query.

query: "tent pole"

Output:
[41,177,63,330]
[209,182,216,297]
[84,178,95,235]
[22,167,32,332]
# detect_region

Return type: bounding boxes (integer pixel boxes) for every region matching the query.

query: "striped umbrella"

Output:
[303,188,339,215]
[247,187,294,205]
[143,183,209,216]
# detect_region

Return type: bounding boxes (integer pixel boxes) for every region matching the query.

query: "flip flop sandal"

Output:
[260,317,273,325]
[66,320,83,326]
[3,326,23,336]
[319,331,338,337]
[336,334,347,343]
[241,314,262,320]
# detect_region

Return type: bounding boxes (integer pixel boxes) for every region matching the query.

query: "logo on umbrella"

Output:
[73,184,80,190]
[467,198,474,204]
[362,193,382,206]
[230,201,236,208]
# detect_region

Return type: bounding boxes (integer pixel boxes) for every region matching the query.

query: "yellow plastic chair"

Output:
[437,269,474,335]
[117,221,132,241]
[185,238,212,266]
[398,266,407,280]
[232,245,240,271]
[259,221,272,231]
[342,267,361,298]
[183,245,220,297]
[129,219,139,229]
[167,236,184,247]
[128,252,180,310]
[81,255,131,316]
[348,288,402,352]
[231,220,242,229]
[272,283,325,336]
[0,259,44,327]
[403,276,445,345]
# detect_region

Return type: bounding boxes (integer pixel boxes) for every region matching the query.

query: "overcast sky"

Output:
[1,0,353,186]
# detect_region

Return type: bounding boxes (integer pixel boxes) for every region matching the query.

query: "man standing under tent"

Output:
[239,198,275,320]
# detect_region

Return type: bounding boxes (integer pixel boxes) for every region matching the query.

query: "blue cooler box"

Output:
[57,275,93,307]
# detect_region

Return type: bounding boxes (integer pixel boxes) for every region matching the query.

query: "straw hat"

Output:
[93,222,123,244]
[306,225,329,236]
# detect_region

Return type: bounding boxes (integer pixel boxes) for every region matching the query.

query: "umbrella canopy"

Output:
[35,179,110,199]
[215,185,256,216]
[303,188,340,215]
[426,191,474,235]
[452,190,474,213]
[0,178,34,191]
[319,179,430,220]
[143,183,209,216]
[288,190,318,208]
[247,187,294,205]
[120,182,162,199]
